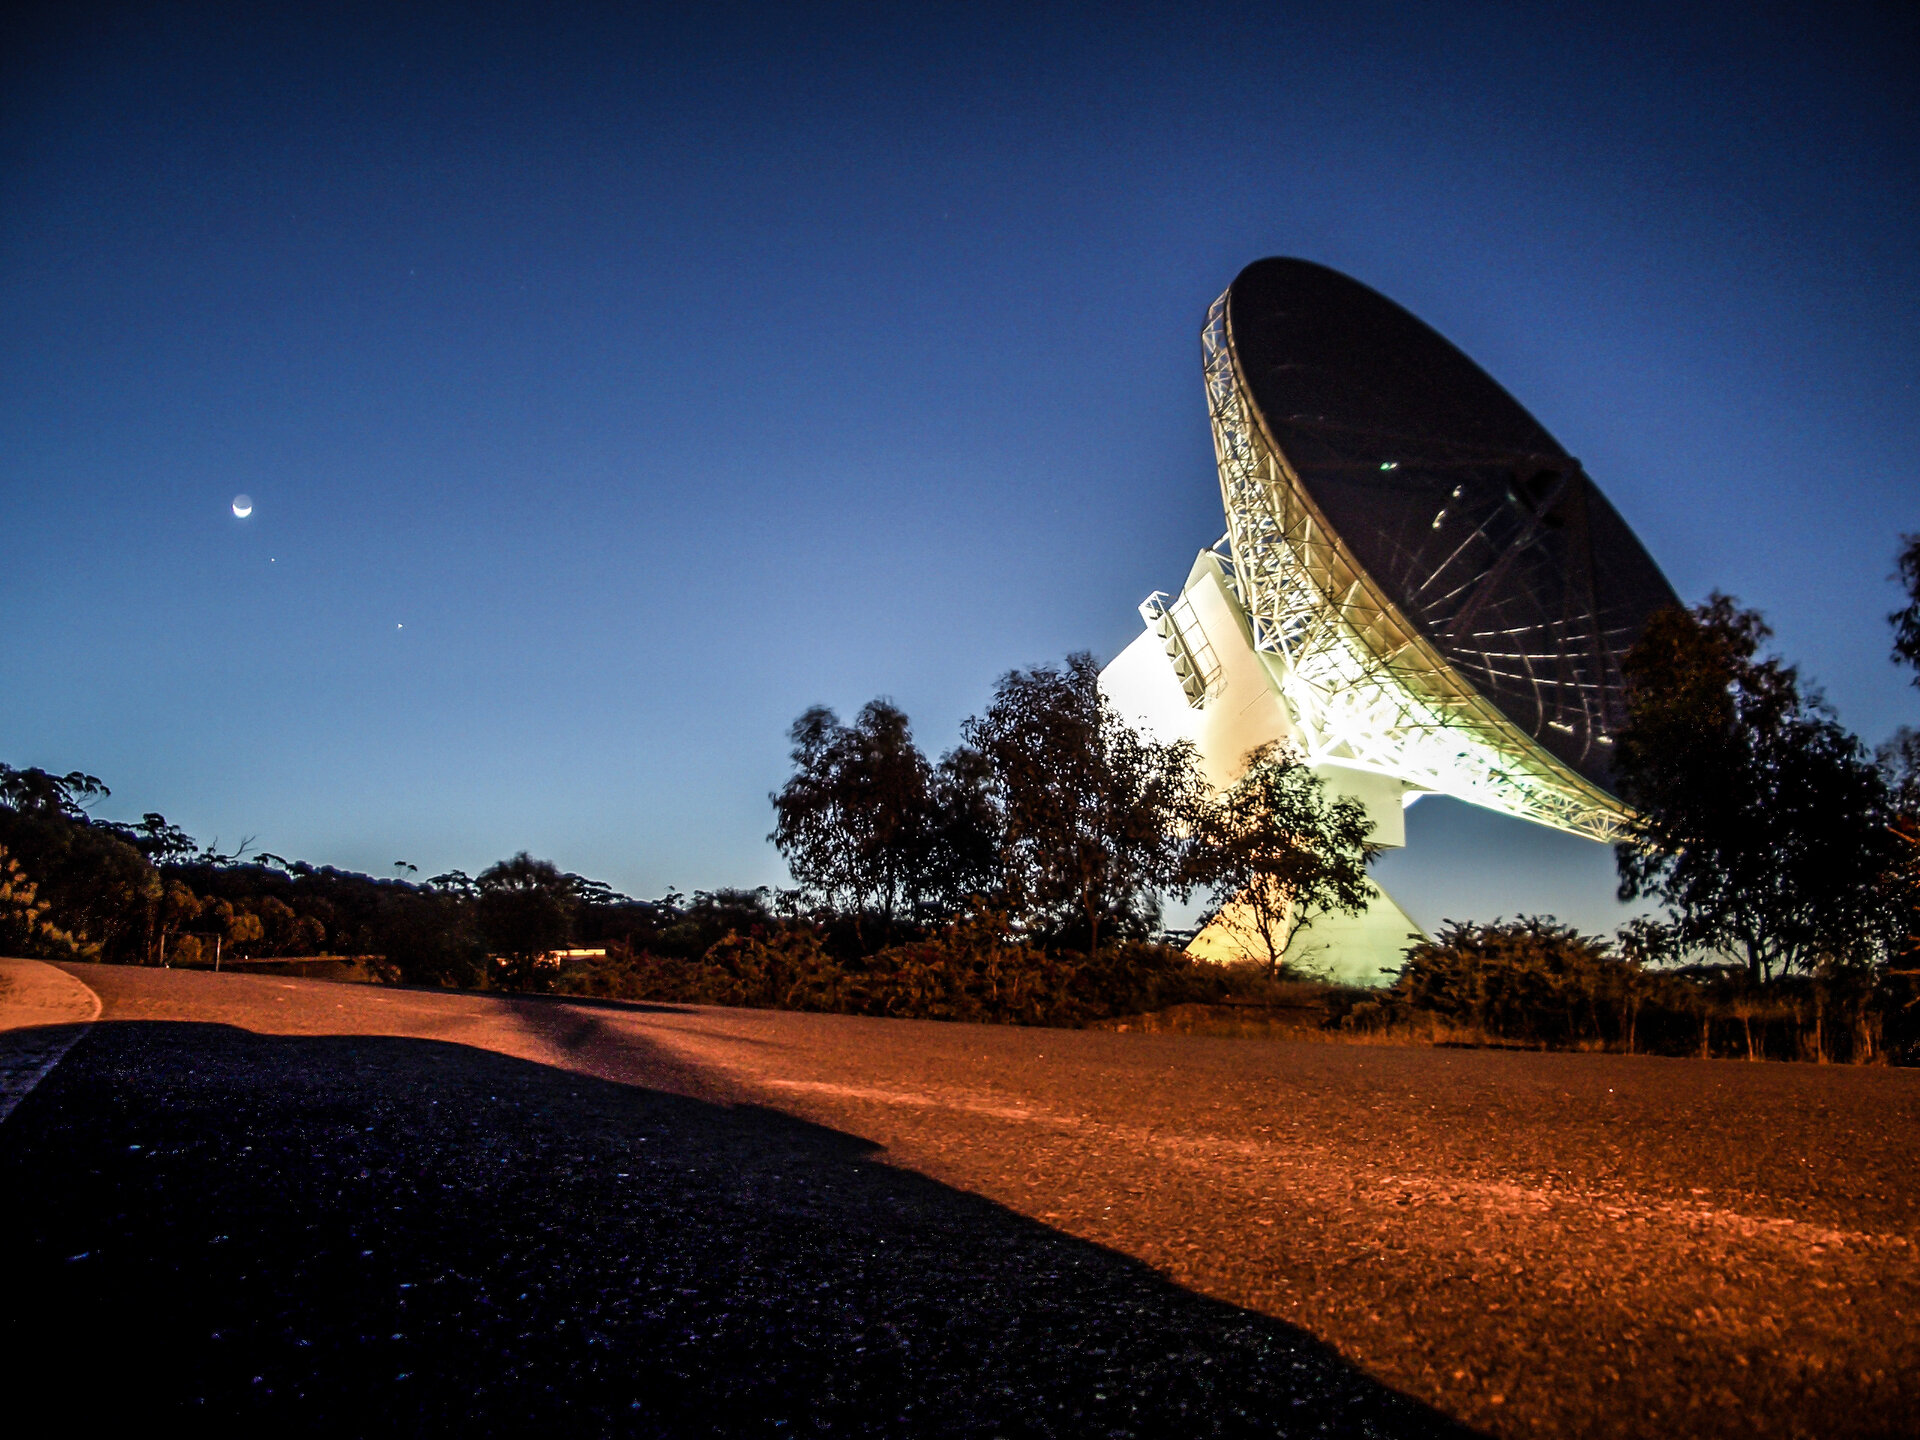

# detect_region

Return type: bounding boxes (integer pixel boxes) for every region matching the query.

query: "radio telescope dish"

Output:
[1222,259,1676,793]
[1192,258,1679,840]
[1101,259,1680,980]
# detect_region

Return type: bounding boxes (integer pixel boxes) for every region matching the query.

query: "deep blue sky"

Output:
[4,2,1915,935]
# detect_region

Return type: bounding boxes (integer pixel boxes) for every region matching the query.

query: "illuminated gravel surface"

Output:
[5,966,1917,1438]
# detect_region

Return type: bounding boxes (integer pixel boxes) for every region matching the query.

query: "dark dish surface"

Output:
[1225,258,1680,787]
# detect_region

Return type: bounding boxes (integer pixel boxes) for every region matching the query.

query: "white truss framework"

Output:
[1202,292,1630,843]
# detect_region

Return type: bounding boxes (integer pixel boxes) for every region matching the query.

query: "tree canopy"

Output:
[1185,744,1379,975]
[770,701,938,935]
[476,852,577,990]
[1890,532,1920,687]
[1611,595,1901,981]
[963,653,1207,954]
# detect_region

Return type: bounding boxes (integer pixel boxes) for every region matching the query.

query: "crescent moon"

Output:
[232,495,253,518]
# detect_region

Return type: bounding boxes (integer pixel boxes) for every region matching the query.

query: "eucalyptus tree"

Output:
[962,653,1206,955]
[924,743,1002,916]
[770,700,938,937]
[476,852,577,990]
[1185,743,1378,975]
[1889,532,1920,686]
[1612,595,1901,981]
[0,764,157,960]
[1880,534,1920,971]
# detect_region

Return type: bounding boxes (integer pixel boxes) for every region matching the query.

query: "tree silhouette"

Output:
[924,744,1002,917]
[476,852,576,990]
[1186,744,1378,975]
[1890,533,1920,687]
[770,701,937,938]
[963,653,1205,955]
[1612,595,1900,981]
[0,765,108,820]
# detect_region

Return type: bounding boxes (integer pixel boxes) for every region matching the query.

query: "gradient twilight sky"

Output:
[4,2,1915,935]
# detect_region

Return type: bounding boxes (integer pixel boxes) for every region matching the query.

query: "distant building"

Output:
[535,948,608,970]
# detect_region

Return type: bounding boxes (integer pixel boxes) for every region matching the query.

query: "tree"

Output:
[1612,595,1901,981]
[962,653,1206,955]
[100,813,200,866]
[0,843,95,959]
[923,744,1002,917]
[476,853,576,990]
[1881,728,1920,820]
[770,701,938,936]
[1186,744,1379,975]
[0,765,109,820]
[374,888,484,988]
[154,879,203,965]
[1890,533,1920,686]
[0,766,159,962]
[249,896,313,955]
[1881,538,1920,965]
[566,874,635,909]
[216,901,265,956]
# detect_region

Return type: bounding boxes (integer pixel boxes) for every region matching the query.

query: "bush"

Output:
[372,889,485,989]
[0,842,100,960]
[1345,916,1909,1062]
[552,917,1231,1027]
[857,920,1082,1024]
[699,927,854,1010]
[1375,917,1631,1049]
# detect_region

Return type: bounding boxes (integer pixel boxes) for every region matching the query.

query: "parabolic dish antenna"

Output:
[1201,258,1678,840]
[1221,257,1674,817]
[1102,259,1682,977]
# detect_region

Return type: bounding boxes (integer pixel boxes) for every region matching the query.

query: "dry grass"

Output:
[1094,994,1587,1050]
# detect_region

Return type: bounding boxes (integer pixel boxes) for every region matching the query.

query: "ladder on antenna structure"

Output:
[1139,590,1222,708]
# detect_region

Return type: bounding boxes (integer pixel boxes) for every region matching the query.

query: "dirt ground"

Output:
[5,964,1916,1437]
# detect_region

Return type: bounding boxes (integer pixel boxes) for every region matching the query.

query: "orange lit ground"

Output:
[5,964,1915,1438]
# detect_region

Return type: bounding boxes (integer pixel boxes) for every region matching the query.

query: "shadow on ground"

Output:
[0,1019,1472,1437]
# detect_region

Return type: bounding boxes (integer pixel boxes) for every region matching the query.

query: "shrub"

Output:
[856,919,1082,1024]
[551,917,1231,1028]
[0,843,99,960]
[699,927,853,1010]
[1375,917,1628,1048]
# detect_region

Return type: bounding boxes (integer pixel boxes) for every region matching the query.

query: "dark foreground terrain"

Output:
[3,966,1915,1438]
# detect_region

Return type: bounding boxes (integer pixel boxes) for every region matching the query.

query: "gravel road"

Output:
[3,965,1914,1438]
